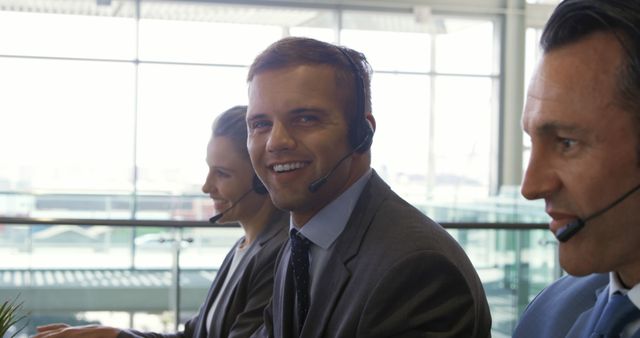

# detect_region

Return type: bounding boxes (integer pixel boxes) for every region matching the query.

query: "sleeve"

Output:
[116,308,198,338]
[357,251,491,338]
[118,330,183,338]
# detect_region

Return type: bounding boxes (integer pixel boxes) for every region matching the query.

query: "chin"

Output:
[270,192,307,212]
[270,199,296,212]
[561,265,593,277]
[559,253,597,277]
[213,212,231,224]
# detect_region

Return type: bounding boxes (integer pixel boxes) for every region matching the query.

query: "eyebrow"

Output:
[246,107,329,121]
[534,121,586,136]
[210,165,235,173]
[246,112,268,122]
[290,107,328,115]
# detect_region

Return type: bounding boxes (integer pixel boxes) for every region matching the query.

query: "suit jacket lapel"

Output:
[301,257,350,337]
[301,171,389,337]
[210,240,258,337]
[211,212,289,338]
[567,285,610,338]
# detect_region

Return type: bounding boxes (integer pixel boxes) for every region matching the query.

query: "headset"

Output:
[209,174,268,223]
[307,47,374,193]
[336,46,374,153]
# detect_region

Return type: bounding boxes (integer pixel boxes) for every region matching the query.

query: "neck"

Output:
[617,268,640,289]
[239,199,278,245]
[292,163,370,227]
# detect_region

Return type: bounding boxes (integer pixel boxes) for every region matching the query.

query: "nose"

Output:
[202,171,217,195]
[266,121,296,153]
[520,147,562,200]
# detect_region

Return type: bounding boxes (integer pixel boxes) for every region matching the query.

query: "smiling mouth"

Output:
[272,162,308,173]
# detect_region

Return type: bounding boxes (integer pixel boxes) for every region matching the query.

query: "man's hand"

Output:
[33,323,121,338]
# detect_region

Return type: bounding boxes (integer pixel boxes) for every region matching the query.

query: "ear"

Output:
[365,113,376,133]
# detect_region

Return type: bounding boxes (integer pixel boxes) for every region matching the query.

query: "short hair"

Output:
[247,37,373,124]
[211,105,249,158]
[541,0,640,118]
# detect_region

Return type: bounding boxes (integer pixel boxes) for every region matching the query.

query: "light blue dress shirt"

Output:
[289,169,372,299]
[609,271,640,337]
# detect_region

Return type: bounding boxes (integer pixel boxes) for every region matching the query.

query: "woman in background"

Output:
[34,105,287,338]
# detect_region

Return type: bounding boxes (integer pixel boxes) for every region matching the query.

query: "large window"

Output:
[0,1,505,220]
[340,13,499,213]
[0,1,553,337]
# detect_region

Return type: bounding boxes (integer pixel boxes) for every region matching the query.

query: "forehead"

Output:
[522,32,626,133]
[207,136,246,165]
[247,65,345,117]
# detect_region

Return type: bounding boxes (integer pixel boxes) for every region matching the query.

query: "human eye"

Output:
[215,169,231,178]
[248,119,272,132]
[556,137,578,152]
[294,113,320,126]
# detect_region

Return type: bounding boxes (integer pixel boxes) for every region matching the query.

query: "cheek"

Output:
[247,137,264,160]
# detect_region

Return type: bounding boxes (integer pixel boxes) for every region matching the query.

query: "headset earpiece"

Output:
[252,175,268,195]
[354,119,374,153]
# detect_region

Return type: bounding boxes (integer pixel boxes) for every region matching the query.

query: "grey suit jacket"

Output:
[512,273,609,338]
[119,211,288,338]
[256,171,492,338]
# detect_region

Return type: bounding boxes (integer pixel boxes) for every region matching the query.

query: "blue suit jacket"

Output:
[513,273,609,338]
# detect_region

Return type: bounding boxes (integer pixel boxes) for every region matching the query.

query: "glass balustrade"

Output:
[1,224,556,338]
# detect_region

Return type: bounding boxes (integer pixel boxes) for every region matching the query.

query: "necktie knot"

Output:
[591,292,640,338]
[290,229,311,252]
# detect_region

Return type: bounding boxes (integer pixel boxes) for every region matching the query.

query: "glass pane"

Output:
[0,223,244,335]
[290,27,336,43]
[431,75,494,200]
[0,7,136,59]
[139,2,318,64]
[523,28,542,176]
[449,228,560,337]
[138,19,280,65]
[179,227,244,269]
[435,18,496,75]
[341,11,431,72]
[370,73,431,204]
[0,57,136,198]
[2,223,137,269]
[1,224,560,337]
[136,64,249,197]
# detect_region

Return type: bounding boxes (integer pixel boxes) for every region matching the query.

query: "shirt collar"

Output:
[609,271,640,308]
[289,169,372,249]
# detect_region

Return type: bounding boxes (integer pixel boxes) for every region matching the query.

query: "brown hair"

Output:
[247,37,372,126]
[211,105,249,159]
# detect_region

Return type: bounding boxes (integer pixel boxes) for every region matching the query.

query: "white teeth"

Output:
[273,162,306,173]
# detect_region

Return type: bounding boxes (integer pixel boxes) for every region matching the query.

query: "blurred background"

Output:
[0,0,560,337]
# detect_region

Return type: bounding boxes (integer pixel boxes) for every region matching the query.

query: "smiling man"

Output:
[246,37,491,338]
[513,1,640,337]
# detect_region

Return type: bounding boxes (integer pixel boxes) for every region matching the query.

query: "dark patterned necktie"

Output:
[290,228,311,333]
[590,292,640,338]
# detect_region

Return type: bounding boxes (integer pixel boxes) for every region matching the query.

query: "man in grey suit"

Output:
[513,0,640,337]
[246,37,491,337]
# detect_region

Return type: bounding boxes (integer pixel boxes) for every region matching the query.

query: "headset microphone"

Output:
[209,176,268,223]
[555,181,640,242]
[307,131,372,193]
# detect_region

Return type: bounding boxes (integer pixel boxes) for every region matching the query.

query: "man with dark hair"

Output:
[513,0,640,337]
[246,36,491,337]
